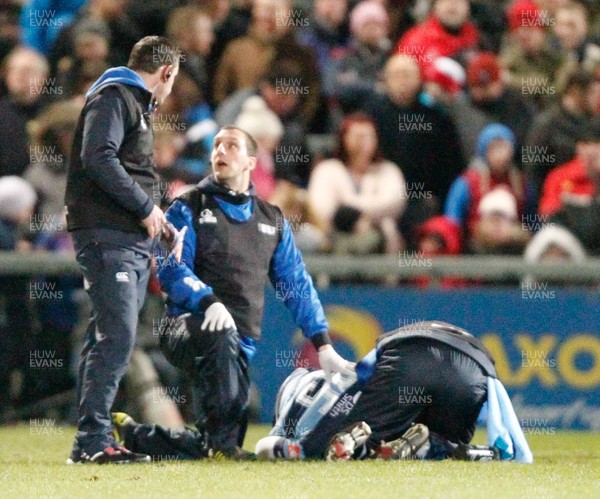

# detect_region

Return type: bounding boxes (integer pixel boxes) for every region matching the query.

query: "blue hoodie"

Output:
[86,66,150,99]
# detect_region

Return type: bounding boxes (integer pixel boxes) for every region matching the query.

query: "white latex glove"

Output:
[318,345,355,383]
[201,302,236,332]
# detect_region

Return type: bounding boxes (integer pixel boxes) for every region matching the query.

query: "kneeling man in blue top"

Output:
[131,126,353,459]
[255,320,533,462]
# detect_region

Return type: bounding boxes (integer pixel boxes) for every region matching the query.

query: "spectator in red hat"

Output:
[422,56,465,104]
[465,52,536,161]
[500,0,569,108]
[422,56,489,160]
[395,0,479,70]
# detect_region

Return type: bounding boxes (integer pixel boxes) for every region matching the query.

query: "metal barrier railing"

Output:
[1,251,600,284]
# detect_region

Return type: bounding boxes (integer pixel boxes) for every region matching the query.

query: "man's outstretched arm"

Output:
[269,218,354,380]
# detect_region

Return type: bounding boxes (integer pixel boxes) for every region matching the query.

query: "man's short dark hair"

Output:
[221,126,258,157]
[127,36,181,73]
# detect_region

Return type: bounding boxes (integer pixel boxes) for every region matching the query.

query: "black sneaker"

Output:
[375,424,430,460]
[67,446,151,464]
[209,447,256,461]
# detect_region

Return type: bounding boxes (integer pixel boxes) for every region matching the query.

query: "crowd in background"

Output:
[1,0,600,422]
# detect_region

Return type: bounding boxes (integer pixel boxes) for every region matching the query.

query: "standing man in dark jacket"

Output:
[363,54,466,241]
[111,126,354,460]
[65,36,180,464]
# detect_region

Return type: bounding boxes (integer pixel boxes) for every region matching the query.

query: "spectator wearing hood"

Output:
[395,0,479,70]
[412,215,467,287]
[324,0,391,113]
[416,215,462,256]
[445,124,534,246]
[500,0,569,109]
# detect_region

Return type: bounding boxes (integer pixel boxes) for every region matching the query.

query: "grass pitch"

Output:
[0,424,598,499]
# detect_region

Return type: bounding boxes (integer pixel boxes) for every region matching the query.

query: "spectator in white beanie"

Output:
[0,175,38,251]
[0,175,38,224]
[472,187,531,254]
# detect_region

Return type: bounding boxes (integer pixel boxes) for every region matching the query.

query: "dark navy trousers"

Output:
[121,315,250,459]
[158,314,249,452]
[73,238,150,454]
